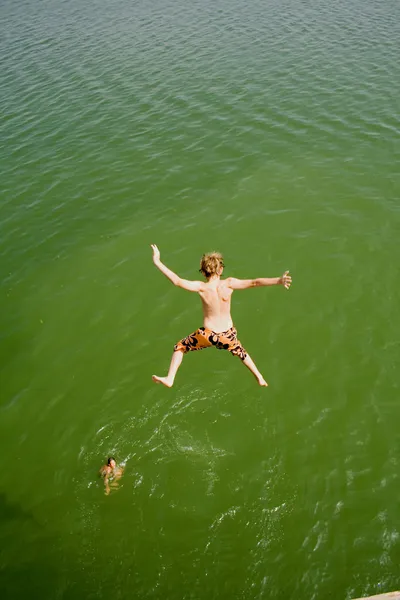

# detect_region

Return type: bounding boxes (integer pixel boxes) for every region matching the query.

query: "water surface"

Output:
[1,0,399,598]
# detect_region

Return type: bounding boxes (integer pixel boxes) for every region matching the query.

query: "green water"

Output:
[1,0,399,598]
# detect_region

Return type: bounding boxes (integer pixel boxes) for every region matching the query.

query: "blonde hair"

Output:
[199,252,224,279]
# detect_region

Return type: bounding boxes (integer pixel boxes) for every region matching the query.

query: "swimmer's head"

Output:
[199,252,224,279]
[107,457,116,468]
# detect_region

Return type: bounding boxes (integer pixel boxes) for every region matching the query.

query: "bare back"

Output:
[198,278,234,332]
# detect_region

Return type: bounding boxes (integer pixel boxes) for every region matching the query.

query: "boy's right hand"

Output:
[151,244,160,263]
[280,270,292,289]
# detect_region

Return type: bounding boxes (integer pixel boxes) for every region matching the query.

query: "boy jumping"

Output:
[151,244,292,388]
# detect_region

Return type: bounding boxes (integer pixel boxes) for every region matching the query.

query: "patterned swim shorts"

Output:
[174,326,247,361]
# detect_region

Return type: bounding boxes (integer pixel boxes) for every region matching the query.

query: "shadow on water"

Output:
[0,492,38,524]
[0,492,54,600]
[0,533,99,600]
[0,491,100,600]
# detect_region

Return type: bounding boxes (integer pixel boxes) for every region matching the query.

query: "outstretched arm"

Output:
[151,244,204,292]
[228,271,292,290]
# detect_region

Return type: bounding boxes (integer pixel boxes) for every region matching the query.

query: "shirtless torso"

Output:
[150,244,291,388]
[198,278,233,332]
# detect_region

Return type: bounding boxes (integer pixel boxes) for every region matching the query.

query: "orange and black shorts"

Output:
[174,326,247,361]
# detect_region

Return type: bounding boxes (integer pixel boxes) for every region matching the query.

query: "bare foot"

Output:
[258,377,268,387]
[152,375,173,388]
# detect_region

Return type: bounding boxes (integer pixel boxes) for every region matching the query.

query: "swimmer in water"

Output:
[151,244,292,388]
[99,457,124,495]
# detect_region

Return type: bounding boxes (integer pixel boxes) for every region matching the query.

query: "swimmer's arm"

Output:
[103,474,111,495]
[228,271,292,290]
[151,244,204,292]
[113,466,124,482]
[99,466,111,494]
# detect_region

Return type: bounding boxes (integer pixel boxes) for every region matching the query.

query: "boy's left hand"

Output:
[151,244,160,263]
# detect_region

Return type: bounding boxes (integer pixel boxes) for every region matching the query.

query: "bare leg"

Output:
[242,354,268,387]
[152,350,184,388]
